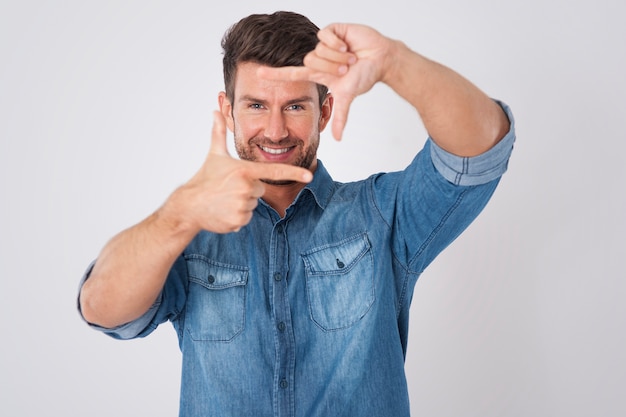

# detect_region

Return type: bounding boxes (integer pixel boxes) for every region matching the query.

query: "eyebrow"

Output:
[238,95,316,106]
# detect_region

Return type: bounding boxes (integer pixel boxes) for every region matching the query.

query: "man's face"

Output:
[220,62,332,183]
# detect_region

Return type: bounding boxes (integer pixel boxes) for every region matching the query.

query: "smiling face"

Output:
[220,62,332,184]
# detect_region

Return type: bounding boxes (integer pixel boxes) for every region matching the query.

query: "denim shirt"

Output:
[79,103,515,417]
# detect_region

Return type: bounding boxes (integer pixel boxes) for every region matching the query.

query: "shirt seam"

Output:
[409,186,471,271]
[367,177,417,318]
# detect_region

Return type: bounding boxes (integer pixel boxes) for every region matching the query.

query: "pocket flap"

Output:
[302,233,371,276]
[186,256,248,289]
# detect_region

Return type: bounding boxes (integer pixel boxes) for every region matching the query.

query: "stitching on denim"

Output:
[368,173,394,231]
[409,187,470,270]
[367,175,428,318]
[395,263,419,320]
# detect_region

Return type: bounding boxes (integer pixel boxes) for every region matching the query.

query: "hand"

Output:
[172,111,313,233]
[258,23,394,140]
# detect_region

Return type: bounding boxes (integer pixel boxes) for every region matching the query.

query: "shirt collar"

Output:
[301,159,334,210]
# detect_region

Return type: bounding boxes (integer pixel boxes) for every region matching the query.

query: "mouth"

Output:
[259,145,294,155]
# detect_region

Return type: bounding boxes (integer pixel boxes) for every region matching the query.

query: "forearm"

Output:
[80,190,198,328]
[383,40,510,157]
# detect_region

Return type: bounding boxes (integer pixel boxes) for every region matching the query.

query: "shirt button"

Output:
[273,272,282,281]
[280,379,288,389]
[207,275,215,284]
[277,322,286,332]
[276,225,283,234]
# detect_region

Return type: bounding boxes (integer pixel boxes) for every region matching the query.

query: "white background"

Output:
[1,0,625,416]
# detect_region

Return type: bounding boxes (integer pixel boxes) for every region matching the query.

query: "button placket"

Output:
[270,220,295,416]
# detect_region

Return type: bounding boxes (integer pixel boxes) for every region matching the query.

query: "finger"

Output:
[329,95,354,141]
[312,42,356,65]
[246,160,313,183]
[236,195,261,213]
[249,180,266,199]
[209,110,229,156]
[317,23,350,52]
[304,48,353,76]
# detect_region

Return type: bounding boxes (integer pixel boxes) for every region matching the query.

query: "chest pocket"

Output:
[302,233,375,331]
[185,255,248,342]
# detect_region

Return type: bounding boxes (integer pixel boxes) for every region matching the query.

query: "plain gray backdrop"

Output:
[1,0,624,416]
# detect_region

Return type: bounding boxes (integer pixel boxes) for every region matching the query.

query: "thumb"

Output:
[330,96,353,141]
[209,110,230,156]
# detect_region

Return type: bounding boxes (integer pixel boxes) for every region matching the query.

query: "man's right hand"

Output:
[166,111,313,234]
[80,111,312,328]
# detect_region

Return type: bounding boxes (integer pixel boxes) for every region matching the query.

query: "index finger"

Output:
[245,160,313,184]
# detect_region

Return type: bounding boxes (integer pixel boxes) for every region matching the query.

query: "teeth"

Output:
[261,146,290,155]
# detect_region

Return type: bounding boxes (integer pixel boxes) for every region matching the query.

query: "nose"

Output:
[264,110,288,142]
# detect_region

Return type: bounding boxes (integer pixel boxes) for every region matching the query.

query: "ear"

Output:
[318,93,334,132]
[218,92,235,132]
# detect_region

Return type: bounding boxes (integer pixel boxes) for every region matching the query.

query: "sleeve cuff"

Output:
[429,100,516,186]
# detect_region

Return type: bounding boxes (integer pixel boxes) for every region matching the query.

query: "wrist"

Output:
[153,186,201,239]
[381,39,408,87]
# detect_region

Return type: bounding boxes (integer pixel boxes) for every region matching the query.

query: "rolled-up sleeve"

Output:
[76,261,163,340]
[429,100,516,186]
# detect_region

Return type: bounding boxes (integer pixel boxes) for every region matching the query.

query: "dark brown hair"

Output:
[221,11,329,107]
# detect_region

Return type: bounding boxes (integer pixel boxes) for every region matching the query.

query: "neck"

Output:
[262,160,317,217]
[262,181,307,218]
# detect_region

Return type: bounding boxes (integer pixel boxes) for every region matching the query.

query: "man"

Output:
[78,11,515,417]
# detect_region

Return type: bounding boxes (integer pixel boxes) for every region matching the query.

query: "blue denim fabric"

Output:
[79,102,515,417]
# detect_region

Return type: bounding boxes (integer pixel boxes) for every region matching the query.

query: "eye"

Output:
[286,104,304,111]
[249,103,263,110]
